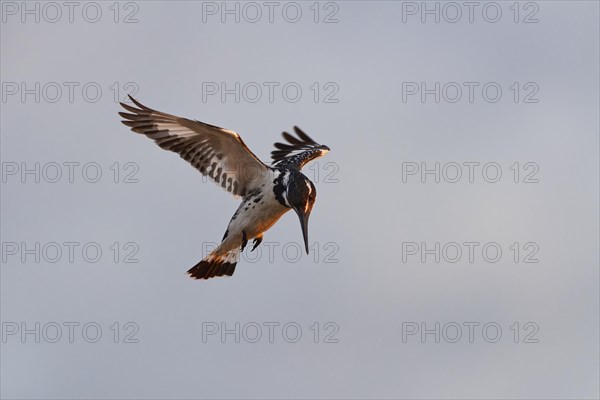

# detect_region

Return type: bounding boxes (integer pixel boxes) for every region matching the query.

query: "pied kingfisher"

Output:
[119,96,330,280]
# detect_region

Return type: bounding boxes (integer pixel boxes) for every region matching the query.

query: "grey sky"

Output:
[1,1,598,399]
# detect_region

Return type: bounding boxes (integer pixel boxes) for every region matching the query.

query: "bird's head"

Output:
[286,174,317,254]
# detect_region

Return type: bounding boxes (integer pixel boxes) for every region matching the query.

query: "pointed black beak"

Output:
[294,208,311,254]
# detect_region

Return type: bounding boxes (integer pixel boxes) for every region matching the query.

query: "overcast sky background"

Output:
[1,1,599,399]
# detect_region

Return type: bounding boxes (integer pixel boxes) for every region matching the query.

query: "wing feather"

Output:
[119,96,268,197]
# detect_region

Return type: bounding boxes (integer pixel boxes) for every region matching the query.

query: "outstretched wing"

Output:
[119,96,268,197]
[271,126,329,170]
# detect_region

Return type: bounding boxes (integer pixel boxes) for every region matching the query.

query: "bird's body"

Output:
[119,96,329,280]
[213,171,288,256]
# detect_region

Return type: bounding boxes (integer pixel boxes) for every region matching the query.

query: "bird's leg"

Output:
[251,235,263,252]
[241,231,248,252]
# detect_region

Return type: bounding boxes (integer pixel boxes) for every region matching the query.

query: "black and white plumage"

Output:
[119,96,330,280]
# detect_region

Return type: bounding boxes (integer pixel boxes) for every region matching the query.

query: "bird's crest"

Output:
[271,126,328,169]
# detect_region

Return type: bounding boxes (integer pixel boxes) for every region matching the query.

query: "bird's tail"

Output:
[186,248,240,280]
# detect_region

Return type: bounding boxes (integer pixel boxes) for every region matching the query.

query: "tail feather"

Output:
[187,249,240,280]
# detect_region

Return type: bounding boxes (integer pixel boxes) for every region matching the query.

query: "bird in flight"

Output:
[119,96,330,280]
